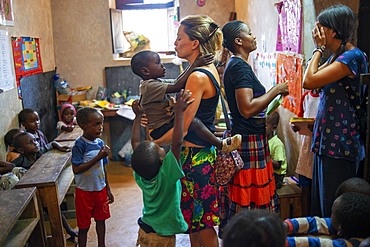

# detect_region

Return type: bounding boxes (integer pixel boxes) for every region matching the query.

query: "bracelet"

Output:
[312,48,323,55]
[316,45,326,51]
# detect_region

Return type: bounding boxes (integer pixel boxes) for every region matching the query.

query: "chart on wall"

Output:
[276,53,303,115]
[275,0,302,53]
[11,36,43,97]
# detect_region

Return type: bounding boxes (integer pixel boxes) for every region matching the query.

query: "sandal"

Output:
[221,134,242,153]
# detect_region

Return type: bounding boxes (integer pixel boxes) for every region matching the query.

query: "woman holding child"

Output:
[220,20,289,228]
[155,15,223,247]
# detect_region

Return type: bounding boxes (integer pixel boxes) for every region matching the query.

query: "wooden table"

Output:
[15,127,81,247]
[0,187,46,247]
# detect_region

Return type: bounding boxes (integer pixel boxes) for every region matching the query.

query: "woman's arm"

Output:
[235,83,288,119]
[154,71,210,146]
[303,24,353,89]
[303,56,352,89]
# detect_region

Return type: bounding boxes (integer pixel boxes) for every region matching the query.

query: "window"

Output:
[111,0,178,56]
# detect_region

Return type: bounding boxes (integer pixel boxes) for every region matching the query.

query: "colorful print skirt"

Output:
[180,146,220,233]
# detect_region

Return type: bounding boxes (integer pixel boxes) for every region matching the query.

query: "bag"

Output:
[215,147,244,186]
[214,85,244,186]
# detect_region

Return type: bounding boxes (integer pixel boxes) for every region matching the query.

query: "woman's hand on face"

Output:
[312,23,326,47]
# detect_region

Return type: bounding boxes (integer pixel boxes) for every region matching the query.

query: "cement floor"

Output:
[66,161,194,247]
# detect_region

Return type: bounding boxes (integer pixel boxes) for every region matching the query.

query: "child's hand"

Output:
[98,145,110,159]
[193,53,214,67]
[64,125,74,132]
[58,145,71,152]
[107,189,114,204]
[172,89,194,113]
[140,113,148,128]
[132,99,144,116]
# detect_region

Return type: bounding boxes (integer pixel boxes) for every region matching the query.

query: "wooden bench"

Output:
[0,187,46,246]
[277,183,302,220]
[15,127,82,247]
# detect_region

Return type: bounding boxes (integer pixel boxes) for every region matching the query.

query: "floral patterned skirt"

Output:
[180,146,220,233]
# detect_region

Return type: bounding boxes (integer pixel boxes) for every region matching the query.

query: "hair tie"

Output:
[202,23,220,43]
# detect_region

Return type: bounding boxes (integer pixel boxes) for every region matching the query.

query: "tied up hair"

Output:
[221,20,245,53]
[180,15,222,55]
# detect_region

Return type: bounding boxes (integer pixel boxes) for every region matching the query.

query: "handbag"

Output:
[214,91,244,186]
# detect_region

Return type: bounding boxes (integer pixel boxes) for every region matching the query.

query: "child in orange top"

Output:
[4,128,24,162]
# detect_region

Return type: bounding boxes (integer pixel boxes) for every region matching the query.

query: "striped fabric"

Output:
[286,236,362,247]
[227,133,278,210]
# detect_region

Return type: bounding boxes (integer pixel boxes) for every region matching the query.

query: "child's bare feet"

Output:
[221,134,242,153]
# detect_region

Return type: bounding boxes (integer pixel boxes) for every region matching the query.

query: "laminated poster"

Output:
[0,30,15,92]
[11,36,43,97]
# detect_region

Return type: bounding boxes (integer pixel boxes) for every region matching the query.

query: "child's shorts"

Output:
[75,187,111,229]
[136,228,175,247]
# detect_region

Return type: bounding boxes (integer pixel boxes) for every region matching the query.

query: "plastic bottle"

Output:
[53,73,70,94]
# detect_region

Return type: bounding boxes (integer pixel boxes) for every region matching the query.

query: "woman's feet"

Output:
[221,134,242,153]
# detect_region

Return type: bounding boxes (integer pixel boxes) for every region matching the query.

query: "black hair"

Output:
[267,111,280,127]
[333,192,370,238]
[4,128,23,150]
[317,4,356,43]
[222,210,286,247]
[18,108,36,127]
[335,177,370,198]
[13,132,32,150]
[131,141,161,180]
[221,20,246,53]
[131,50,157,79]
[76,107,100,126]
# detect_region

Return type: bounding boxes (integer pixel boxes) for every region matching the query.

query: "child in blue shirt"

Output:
[131,90,192,246]
[72,107,114,247]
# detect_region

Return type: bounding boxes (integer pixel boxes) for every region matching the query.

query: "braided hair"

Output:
[221,20,246,53]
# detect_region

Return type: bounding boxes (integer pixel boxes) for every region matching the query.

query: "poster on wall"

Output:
[0,0,14,26]
[276,53,303,115]
[275,0,302,53]
[0,30,15,92]
[11,37,43,97]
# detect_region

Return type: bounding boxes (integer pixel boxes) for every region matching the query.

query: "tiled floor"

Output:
[66,161,192,247]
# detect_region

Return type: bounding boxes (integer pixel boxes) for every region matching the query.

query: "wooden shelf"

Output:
[0,187,45,246]
[5,218,39,247]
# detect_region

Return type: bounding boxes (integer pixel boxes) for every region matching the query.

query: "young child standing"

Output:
[71,107,114,247]
[131,50,241,152]
[4,128,23,162]
[57,103,77,134]
[18,108,70,153]
[266,111,287,189]
[291,89,320,215]
[131,90,192,247]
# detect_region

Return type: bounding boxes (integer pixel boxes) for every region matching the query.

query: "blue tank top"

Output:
[184,68,220,146]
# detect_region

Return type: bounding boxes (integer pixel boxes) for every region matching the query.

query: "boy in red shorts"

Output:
[72,107,114,247]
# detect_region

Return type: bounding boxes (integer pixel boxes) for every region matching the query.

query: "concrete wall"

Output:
[0,0,55,159]
[50,0,235,95]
